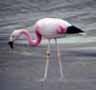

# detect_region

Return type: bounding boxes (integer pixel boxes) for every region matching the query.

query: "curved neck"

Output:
[19,29,42,46]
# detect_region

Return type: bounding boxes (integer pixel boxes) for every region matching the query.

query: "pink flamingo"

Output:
[8,18,85,81]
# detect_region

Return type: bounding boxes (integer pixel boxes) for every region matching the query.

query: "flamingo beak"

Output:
[8,41,14,49]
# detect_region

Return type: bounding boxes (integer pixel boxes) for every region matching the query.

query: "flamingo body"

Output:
[33,18,72,39]
[8,18,85,80]
[8,18,84,48]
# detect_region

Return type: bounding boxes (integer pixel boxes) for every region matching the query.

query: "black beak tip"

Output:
[8,41,14,49]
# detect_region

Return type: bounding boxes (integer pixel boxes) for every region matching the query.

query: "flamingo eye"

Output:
[12,35,16,39]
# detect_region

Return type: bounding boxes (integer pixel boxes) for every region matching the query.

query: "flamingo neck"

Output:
[19,29,42,46]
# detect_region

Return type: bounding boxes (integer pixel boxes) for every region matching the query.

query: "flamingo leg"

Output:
[40,40,50,81]
[55,39,64,79]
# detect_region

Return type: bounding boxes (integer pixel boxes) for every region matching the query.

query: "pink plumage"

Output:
[8,18,85,81]
[8,18,84,48]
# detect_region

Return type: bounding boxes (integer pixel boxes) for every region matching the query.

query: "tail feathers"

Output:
[66,26,84,34]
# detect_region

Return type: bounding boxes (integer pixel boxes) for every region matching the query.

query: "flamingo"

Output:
[8,18,85,81]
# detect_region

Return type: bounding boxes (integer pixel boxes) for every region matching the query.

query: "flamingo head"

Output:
[8,30,21,49]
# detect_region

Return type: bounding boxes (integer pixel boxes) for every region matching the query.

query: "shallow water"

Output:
[0,0,96,90]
